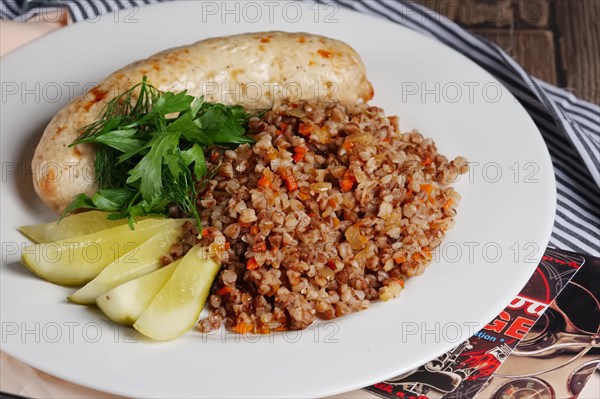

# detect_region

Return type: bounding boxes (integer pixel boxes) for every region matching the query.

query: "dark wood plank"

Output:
[412,0,514,26]
[411,0,598,104]
[454,0,515,27]
[408,0,460,20]
[413,0,550,28]
[554,0,600,104]
[518,0,550,27]
[470,29,558,85]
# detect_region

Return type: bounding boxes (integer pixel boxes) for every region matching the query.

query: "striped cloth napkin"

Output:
[2,0,598,256]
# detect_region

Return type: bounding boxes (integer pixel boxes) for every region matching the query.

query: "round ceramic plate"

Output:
[0,1,555,398]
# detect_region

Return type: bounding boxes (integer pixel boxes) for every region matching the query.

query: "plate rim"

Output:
[0,1,557,398]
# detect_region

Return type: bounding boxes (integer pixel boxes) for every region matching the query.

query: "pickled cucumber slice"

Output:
[96,260,180,325]
[19,211,135,243]
[21,218,181,286]
[134,246,220,340]
[68,223,185,305]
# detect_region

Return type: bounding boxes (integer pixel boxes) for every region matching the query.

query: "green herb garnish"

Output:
[64,78,255,229]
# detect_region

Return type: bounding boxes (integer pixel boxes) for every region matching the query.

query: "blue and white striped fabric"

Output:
[0,0,167,21]
[2,0,599,255]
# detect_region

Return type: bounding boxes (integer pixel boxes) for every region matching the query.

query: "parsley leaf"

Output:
[81,129,144,153]
[65,78,257,230]
[126,131,181,202]
[91,188,136,211]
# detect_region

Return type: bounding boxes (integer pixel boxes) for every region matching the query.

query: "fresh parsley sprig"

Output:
[64,78,255,229]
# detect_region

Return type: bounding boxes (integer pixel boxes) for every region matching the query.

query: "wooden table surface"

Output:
[415,0,600,105]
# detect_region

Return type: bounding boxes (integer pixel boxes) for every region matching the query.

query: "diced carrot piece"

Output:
[216,286,232,296]
[249,225,259,236]
[420,184,433,195]
[279,122,289,132]
[339,171,356,192]
[246,257,259,270]
[422,157,432,166]
[443,198,454,210]
[328,198,337,208]
[292,146,308,162]
[298,122,313,136]
[201,229,209,237]
[224,242,231,251]
[233,323,254,334]
[342,141,354,152]
[275,129,283,136]
[394,255,406,264]
[340,179,354,192]
[258,174,272,188]
[281,168,298,191]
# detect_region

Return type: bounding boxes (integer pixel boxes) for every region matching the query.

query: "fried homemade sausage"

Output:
[33,31,373,214]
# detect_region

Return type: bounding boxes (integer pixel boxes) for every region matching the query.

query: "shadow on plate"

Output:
[2,260,40,281]
[13,118,54,217]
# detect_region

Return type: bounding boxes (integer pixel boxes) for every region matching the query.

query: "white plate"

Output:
[0,1,555,398]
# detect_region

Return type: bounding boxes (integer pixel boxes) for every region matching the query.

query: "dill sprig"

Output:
[64,78,255,229]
